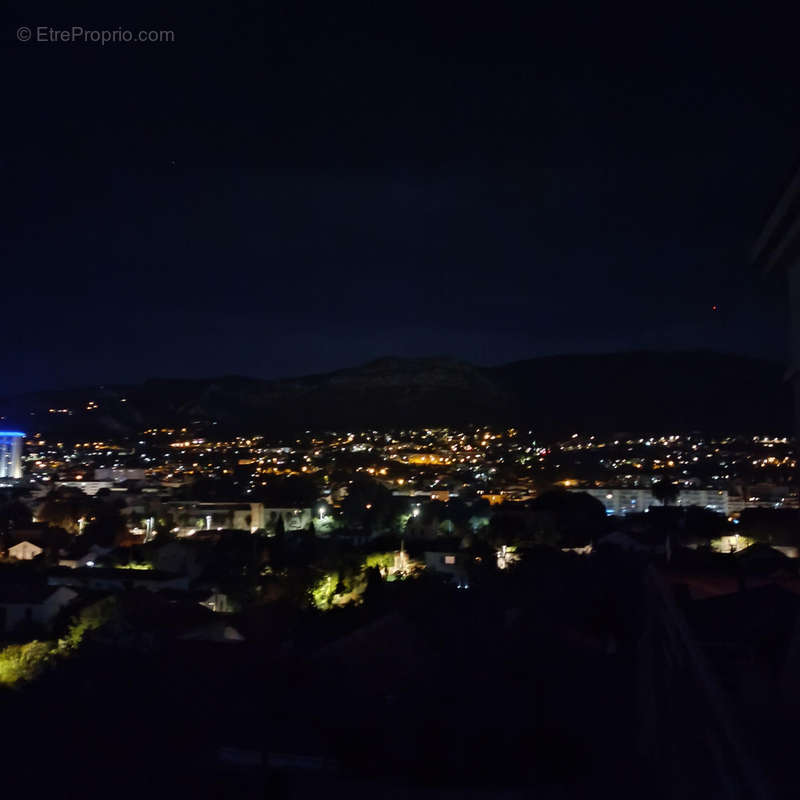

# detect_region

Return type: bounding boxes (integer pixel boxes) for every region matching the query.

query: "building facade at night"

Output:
[0,431,23,479]
[583,487,729,516]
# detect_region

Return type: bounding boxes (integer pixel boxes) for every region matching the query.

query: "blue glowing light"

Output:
[0,432,24,437]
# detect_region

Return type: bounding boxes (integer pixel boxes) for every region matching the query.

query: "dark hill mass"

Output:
[489,351,790,436]
[0,351,790,438]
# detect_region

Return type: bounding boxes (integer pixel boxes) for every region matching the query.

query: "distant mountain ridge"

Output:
[0,351,791,438]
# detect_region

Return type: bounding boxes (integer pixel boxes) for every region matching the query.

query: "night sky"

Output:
[4,3,799,393]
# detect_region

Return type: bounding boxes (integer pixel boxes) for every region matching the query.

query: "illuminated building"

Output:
[582,487,729,516]
[94,467,146,482]
[0,431,23,479]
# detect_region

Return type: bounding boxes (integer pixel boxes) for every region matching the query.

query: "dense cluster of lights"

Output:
[13,425,800,512]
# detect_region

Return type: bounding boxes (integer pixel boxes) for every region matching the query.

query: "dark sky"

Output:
[3,2,799,393]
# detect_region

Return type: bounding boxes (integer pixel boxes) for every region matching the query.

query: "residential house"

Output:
[424,550,471,587]
[0,584,78,633]
[8,541,43,561]
[48,566,190,593]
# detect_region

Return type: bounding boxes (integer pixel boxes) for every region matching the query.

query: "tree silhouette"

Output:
[652,480,679,506]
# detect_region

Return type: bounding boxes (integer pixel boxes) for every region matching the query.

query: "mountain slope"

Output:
[489,351,790,436]
[0,351,791,438]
